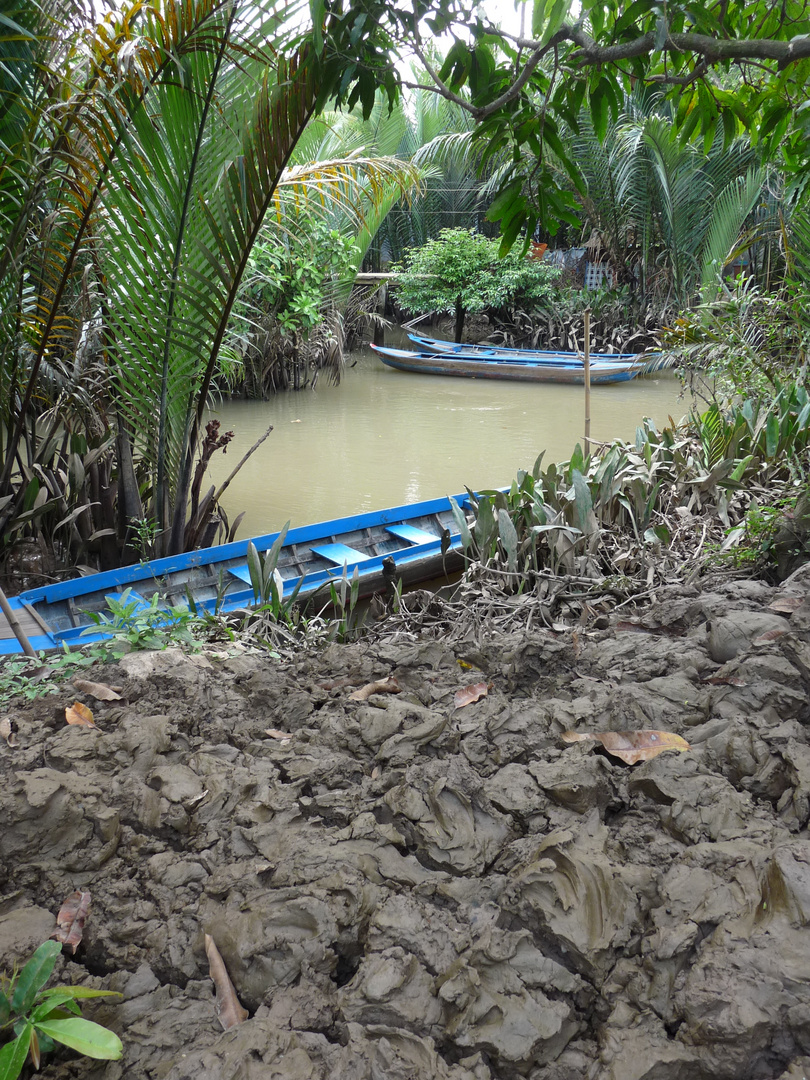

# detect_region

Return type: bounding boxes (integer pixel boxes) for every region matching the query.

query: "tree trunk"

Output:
[454,296,465,343]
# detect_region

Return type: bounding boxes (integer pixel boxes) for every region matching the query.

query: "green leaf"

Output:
[765,413,779,458]
[0,1026,32,1080]
[702,115,717,156]
[498,509,518,572]
[730,455,753,482]
[11,941,61,1015]
[721,108,737,148]
[38,987,122,1001]
[654,13,668,50]
[34,1018,122,1060]
[590,79,610,143]
[31,994,81,1023]
[349,565,360,610]
[537,0,568,47]
[571,469,595,536]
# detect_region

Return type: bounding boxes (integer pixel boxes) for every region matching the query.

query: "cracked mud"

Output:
[2,566,810,1079]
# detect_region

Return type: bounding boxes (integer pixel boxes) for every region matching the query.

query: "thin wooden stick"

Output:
[584,307,591,448]
[213,424,273,504]
[0,586,37,658]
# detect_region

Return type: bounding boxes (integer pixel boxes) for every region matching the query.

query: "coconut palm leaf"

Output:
[699,168,766,288]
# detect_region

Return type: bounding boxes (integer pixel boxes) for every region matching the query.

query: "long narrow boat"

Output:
[372,344,642,384]
[407,332,654,364]
[0,495,472,655]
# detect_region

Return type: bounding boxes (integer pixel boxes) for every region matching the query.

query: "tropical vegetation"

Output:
[0,0,404,577]
[2,0,810,592]
[395,228,561,340]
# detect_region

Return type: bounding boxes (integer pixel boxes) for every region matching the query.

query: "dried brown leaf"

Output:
[204,934,248,1030]
[65,702,95,728]
[454,682,489,709]
[349,676,401,701]
[769,597,804,614]
[0,717,17,747]
[51,891,91,953]
[29,1028,40,1070]
[753,628,788,645]
[72,678,122,701]
[562,728,690,765]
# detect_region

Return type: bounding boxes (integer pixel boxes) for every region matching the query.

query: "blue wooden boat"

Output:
[0,494,472,655]
[372,344,643,384]
[407,332,654,364]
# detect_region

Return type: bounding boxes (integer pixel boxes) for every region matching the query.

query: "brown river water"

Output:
[205,337,690,537]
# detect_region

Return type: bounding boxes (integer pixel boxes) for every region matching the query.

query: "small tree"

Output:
[395,229,560,341]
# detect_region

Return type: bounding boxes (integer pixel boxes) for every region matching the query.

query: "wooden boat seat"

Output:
[226,565,254,585]
[386,524,438,545]
[310,543,370,565]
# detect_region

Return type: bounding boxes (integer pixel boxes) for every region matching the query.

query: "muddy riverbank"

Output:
[2,564,810,1080]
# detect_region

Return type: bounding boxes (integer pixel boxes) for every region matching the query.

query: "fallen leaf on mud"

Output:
[769,597,804,614]
[349,676,401,701]
[454,682,489,709]
[72,678,122,701]
[561,729,691,765]
[205,934,248,1030]
[65,702,95,728]
[51,890,91,953]
[265,729,291,742]
[753,628,788,645]
[0,717,17,747]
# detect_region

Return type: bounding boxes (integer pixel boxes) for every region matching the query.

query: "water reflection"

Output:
[205,341,690,536]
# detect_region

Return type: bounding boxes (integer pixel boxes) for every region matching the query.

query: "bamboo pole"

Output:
[0,586,37,658]
[584,308,591,448]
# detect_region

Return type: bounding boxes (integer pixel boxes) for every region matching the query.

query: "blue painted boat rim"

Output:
[45,533,465,645]
[372,344,641,370]
[406,332,655,362]
[17,492,472,607]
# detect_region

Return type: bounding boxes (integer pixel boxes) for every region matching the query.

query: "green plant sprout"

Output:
[81,588,204,658]
[0,650,98,709]
[0,940,122,1079]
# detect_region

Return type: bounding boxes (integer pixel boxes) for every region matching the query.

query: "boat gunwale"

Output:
[373,344,642,372]
[406,332,653,363]
[17,493,472,606]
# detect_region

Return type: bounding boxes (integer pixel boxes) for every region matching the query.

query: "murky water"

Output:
[205,338,690,536]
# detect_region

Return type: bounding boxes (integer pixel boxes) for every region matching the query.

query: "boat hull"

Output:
[372,345,639,384]
[0,495,471,655]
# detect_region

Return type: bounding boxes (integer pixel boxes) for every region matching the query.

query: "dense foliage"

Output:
[2,0,810,584]
[395,228,561,339]
[313,0,810,245]
[230,222,359,395]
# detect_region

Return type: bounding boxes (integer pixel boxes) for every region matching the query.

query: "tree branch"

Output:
[395,18,810,126]
[648,59,709,86]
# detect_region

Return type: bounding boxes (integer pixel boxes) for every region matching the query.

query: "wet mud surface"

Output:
[3,567,810,1079]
